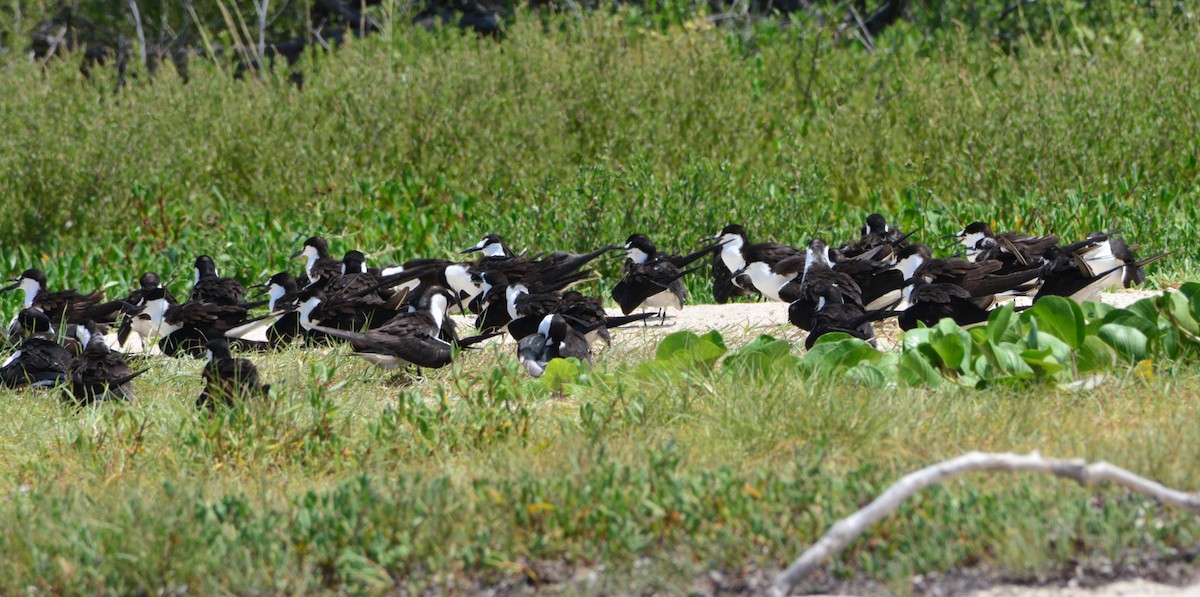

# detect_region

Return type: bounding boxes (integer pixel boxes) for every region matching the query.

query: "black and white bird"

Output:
[116,272,179,347]
[901,244,1042,305]
[64,322,148,405]
[126,288,250,357]
[839,213,912,260]
[516,313,593,378]
[554,290,655,345]
[951,221,1059,267]
[1034,243,1168,304]
[1,309,73,389]
[803,280,898,350]
[461,233,517,259]
[897,280,992,331]
[292,236,342,285]
[225,272,305,348]
[472,268,593,334]
[197,339,270,408]
[610,234,716,323]
[188,255,247,306]
[1,268,122,337]
[708,224,801,303]
[305,286,496,371]
[783,240,865,332]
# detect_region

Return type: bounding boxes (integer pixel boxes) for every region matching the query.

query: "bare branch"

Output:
[772,451,1200,596]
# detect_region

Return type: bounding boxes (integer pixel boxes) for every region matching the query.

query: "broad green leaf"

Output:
[983,340,1035,377]
[1076,335,1116,373]
[1027,296,1085,349]
[724,335,794,378]
[986,302,1020,344]
[1020,349,1066,379]
[1159,290,1199,336]
[700,330,727,351]
[806,338,885,379]
[930,327,972,373]
[540,358,581,393]
[844,363,887,388]
[902,327,935,352]
[898,349,942,388]
[1098,323,1149,361]
[656,331,701,361]
[1126,297,1160,322]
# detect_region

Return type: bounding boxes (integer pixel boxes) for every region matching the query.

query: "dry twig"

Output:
[773,451,1200,596]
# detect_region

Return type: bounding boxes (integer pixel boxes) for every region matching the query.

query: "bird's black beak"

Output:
[289,250,303,259]
[249,283,269,298]
[0,280,17,293]
[460,246,482,254]
[941,232,964,240]
[697,235,720,245]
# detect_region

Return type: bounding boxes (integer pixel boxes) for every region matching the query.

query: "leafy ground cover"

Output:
[2,5,1200,596]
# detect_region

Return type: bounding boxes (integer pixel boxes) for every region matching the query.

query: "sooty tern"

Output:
[803,280,899,350]
[188,255,247,306]
[610,234,717,323]
[225,272,305,348]
[897,280,992,331]
[197,339,270,408]
[127,288,250,357]
[293,236,342,285]
[516,313,593,379]
[1,309,73,389]
[307,286,498,370]
[708,224,800,303]
[951,221,1060,267]
[2,269,123,337]
[64,322,149,405]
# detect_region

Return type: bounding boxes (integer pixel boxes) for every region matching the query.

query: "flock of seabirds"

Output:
[0,213,1165,407]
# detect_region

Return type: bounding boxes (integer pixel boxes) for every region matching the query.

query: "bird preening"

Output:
[0,217,1165,406]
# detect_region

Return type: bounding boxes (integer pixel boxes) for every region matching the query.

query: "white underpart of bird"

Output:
[298,296,323,330]
[644,288,683,310]
[74,324,92,347]
[505,284,529,320]
[205,349,214,364]
[895,254,925,282]
[718,233,745,272]
[301,245,320,276]
[18,277,41,308]
[743,262,791,302]
[267,283,287,311]
[444,264,479,301]
[142,297,183,336]
[428,294,450,344]
[626,246,650,264]
[2,350,22,368]
[1081,240,1125,289]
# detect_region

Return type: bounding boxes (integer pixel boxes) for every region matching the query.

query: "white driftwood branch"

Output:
[772,451,1200,596]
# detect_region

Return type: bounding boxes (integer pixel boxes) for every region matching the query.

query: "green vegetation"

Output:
[3,311,1200,593]
[3,5,1200,595]
[1,6,1198,299]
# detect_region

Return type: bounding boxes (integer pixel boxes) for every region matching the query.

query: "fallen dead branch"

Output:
[772,451,1200,596]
